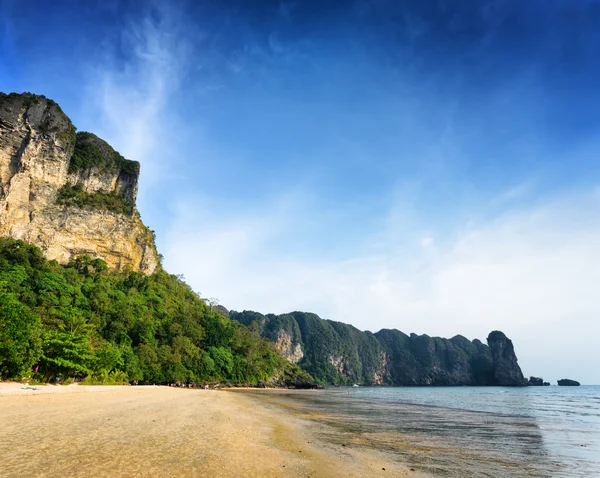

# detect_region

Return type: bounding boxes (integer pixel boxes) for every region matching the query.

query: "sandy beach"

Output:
[0,383,416,477]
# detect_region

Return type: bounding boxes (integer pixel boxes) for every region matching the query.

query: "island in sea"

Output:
[557,378,581,386]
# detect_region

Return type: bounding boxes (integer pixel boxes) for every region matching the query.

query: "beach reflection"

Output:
[247,390,563,477]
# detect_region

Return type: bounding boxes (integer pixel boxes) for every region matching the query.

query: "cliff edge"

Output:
[487,330,527,386]
[231,310,528,386]
[0,92,158,273]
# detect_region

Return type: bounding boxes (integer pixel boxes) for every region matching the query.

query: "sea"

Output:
[247,385,600,477]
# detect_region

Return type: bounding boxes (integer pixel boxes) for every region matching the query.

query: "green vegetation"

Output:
[68,132,139,175]
[13,92,42,109]
[232,310,369,385]
[56,184,134,216]
[1,91,50,111]
[230,310,508,386]
[0,238,312,386]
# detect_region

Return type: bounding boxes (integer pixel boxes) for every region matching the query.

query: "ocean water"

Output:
[249,386,600,476]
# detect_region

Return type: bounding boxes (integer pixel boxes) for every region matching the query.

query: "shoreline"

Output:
[0,382,418,477]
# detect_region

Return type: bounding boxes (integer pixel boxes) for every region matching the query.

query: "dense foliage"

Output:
[68,132,139,175]
[56,185,134,216]
[232,310,380,385]
[0,238,312,386]
[231,310,506,386]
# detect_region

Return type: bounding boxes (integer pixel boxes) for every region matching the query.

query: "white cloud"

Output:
[77,6,189,192]
[163,187,600,384]
[420,236,434,248]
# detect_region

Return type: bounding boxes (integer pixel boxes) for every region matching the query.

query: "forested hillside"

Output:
[230,310,526,386]
[0,238,313,386]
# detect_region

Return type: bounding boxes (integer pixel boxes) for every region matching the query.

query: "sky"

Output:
[1,0,600,383]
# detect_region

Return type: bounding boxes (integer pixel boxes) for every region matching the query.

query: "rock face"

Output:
[237,311,305,364]
[278,333,304,364]
[487,331,527,386]
[528,376,550,386]
[557,379,580,386]
[0,92,158,273]
[230,310,527,386]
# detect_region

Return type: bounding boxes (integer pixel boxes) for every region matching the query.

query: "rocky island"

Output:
[557,379,581,386]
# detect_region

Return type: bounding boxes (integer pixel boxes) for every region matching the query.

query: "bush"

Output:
[68,132,139,176]
[81,371,129,385]
[0,290,42,379]
[56,184,134,216]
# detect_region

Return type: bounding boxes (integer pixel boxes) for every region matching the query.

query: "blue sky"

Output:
[1,0,600,383]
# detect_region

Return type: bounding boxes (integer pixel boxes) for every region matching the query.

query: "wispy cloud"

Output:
[494,181,536,204]
[77,4,190,192]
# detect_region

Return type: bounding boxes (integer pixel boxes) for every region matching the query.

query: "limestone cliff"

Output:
[275,331,304,363]
[231,310,528,386]
[0,92,158,273]
[487,331,527,386]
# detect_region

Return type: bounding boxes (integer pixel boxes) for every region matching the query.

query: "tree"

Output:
[39,330,95,380]
[0,290,42,379]
[208,346,234,379]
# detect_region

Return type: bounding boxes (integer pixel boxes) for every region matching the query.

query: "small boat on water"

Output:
[352,384,359,388]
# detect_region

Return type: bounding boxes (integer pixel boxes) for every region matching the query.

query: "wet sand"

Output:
[0,384,417,477]
[238,388,579,477]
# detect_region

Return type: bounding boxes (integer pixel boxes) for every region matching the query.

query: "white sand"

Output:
[0,383,416,477]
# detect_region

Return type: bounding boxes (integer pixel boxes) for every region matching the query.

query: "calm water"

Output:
[248,386,600,477]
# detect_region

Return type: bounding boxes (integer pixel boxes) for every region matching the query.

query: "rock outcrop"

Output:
[230,310,528,386]
[0,92,158,273]
[487,331,527,386]
[557,379,580,386]
[528,376,550,386]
